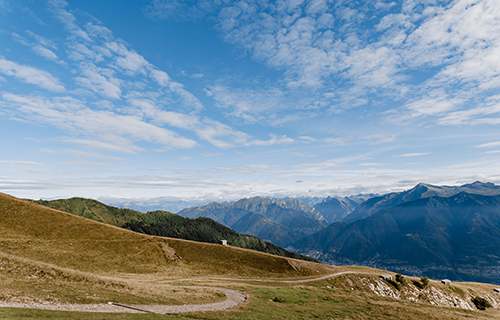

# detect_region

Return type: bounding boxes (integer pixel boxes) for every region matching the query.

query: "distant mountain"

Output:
[314,194,374,224]
[291,191,500,284]
[284,196,324,206]
[177,197,328,247]
[98,196,210,213]
[343,181,500,223]
[32,197,316,262]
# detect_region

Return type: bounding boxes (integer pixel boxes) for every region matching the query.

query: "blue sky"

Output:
[1,0,500,207]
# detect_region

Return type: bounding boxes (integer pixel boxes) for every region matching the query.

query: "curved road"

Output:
[0,271,357,314]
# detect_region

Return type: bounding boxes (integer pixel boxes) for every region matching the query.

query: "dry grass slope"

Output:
[0,192,332,278]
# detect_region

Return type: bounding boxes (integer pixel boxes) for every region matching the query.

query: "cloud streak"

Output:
[0,58,65,92]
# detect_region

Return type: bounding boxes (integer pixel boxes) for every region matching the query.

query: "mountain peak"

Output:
[463,181,497,188]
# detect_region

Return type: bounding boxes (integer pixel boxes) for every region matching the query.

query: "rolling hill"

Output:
[0,192,329,278]
[31,197,316,262]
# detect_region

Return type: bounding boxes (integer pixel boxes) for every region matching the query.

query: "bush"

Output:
[395,274,406,285]
[472,297,492,310]
[386,279,401,290]
[412,280,424,289]
[420,276,429,288]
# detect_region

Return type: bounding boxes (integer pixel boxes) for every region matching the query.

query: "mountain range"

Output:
[177,197,330,247]
[290,182,500,284]
[313,194,373,223]
[344,181,500,223]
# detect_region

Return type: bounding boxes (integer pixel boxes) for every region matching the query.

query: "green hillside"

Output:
[32,197,316,262]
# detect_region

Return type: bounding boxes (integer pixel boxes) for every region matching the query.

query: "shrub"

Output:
[395,274,406,285]
[472,297,492,310]
[386,279,401,290]
[420,276,429,288]
[412,280,423,289]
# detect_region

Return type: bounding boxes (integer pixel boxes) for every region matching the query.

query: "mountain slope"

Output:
[1,192,331,279]
[32,197,316,262]
[344,181,500,223]
[313,196,363,224]
[292,192,500,284]
[178,197,328,246]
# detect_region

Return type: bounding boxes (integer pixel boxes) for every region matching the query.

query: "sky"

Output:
[1,0,500,209]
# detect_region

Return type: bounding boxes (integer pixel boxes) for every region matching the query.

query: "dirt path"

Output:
[0,272,356,314]
[166,271,357,284]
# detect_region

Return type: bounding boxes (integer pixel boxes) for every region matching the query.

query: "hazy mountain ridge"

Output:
[344,181,500,223]
[177,196,329,247]
[291,189,500,284]
[313,194,373,224]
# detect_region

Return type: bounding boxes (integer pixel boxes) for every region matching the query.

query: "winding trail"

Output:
[0,271,357,314]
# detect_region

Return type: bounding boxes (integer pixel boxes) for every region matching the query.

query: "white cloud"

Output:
[2,93,198,151]
[246,134,294,147]
[0,58,65,92]
[106,41,149,74]
[0,160,44,166]
[49,0,91,41]
[215,164,282,174]
[438,95,500,125]
[12,32,63,64]
[292,161,342,168]
[130,98,294,148]
[74,63,122,99]
[363,134,397,144]
[65,138,144,154]
[394,152,431,157]
[324,137,349,145]
[209,85,287,123]
[149,69,204,111]
[67,150,129,161]
[147,0,500,127]
[26,30,57,49]
[31,45,59,61]
[475,141,500,149]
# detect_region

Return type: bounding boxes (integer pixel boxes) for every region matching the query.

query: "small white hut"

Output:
[494,288,500,293]
[441,279,451,285]
[221,240,228,246]
[380,274,392,281]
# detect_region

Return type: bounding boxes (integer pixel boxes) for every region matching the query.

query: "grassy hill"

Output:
[1,193,328,278]
[31,197,316,262]
[0,192,333,307]
[2,192,500,319]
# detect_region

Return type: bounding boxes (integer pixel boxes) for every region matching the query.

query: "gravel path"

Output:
[167,271,356,284]
[0,272,356,314]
